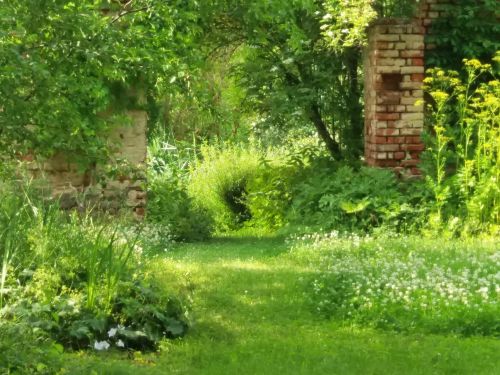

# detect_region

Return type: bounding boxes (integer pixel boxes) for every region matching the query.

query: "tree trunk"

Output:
[306,103,342,160]
[344,48,363,158]
[293,62,343,160]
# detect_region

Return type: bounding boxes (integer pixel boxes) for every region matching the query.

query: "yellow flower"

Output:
[431,90,449,103]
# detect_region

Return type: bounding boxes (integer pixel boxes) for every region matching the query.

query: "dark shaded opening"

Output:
[223,179,252,224]
[381,73,402,90]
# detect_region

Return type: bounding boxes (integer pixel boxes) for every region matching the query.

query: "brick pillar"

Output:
[363,0,449,176]
[364,20,425,176]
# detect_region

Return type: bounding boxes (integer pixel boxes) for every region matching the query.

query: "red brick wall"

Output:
[364,0,449,176]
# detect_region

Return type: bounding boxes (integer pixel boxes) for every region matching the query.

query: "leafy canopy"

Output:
[0,0,201,164]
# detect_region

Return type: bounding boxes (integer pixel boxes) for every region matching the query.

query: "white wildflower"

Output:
[107,327,118,338]
[94,341,110,351]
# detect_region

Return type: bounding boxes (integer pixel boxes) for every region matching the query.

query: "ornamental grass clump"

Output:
[188,144,262,230]
[297,232,500,336]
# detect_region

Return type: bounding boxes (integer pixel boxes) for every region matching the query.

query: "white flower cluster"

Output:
[138,223,176,254]
[297,232,500,333]
[93,325,126,351]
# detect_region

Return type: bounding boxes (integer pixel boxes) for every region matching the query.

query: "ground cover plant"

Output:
[45,233,500,374]
[0,171,188,373]
[288,163,426,232]
[294,232,500,336]
[0,322,64,374]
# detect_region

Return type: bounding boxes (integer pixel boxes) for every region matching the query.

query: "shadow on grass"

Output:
[168,234,292,261]
[66,234,500,375]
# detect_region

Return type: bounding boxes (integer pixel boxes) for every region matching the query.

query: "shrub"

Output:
[245,140,328,230]
[147,139,213,242]
[245,158,297,230]
[5,269,187,351]
[188,144,262,230]
[185,141,426,234]
[426,1,500,69]
[289,162,423,232]
[297,232,500,336]
[0,322,65,374]
[148,173,213,242]
[0,172,188,352]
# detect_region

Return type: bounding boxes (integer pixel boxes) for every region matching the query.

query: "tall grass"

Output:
[188,144,262,230]
[0,167,139,312]
[31,210,140,312]
[80,217,139,311]
[0,179,36,308]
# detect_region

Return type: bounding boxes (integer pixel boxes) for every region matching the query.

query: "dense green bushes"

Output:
[0,172,188,362]
[426,0,500,69]
[168,56,498,238]
[289,163,425,232]
[188,144,262,230]
[183,140,425,234]
[0,322,65,374]
[146,139,213,244]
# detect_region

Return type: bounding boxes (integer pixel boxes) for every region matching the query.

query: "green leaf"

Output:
[340,199,371,214]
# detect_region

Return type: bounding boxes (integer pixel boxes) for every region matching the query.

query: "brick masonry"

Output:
[364,0,449,176]
[27,110,148,218]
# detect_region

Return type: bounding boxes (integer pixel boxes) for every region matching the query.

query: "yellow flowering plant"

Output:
[422,54,499,235]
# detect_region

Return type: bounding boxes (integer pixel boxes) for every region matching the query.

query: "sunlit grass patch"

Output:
[42,232,500,374]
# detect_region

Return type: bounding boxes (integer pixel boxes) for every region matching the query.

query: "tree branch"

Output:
[110,6,149,24]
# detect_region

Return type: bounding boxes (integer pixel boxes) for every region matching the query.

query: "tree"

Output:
[426,0,500,69]
[0,0,201,165]
[199,0,420,160]
[199,0,364,159]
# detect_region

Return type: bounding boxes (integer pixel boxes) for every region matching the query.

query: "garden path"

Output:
[150,235,500,375]
[70,234,500,374]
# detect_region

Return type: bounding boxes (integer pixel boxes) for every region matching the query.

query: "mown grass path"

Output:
[73,234,500,374]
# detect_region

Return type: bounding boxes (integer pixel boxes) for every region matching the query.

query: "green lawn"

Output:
[67,233,500,374]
